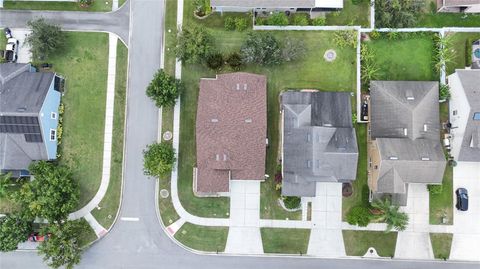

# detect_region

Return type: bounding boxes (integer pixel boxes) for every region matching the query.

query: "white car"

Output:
[4,38,19,62]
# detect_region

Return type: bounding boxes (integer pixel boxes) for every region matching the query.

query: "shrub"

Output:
[235,17,248,31]
[79,0,93,7]
[333,30,358,48]
[369,30,380,40]
[205,53,224,70]
[224,17,236,31]
[255,17,267,25]
[311,17,326,26]
[428,184,443,195]
[346,206,372,227]
[387,31,399,40]
[282,196,301,209]
[268,12,289,26]
[226,52,243,70]
[466,38,475,67]
[291,14,309,26]
[440,84,451,100]
[241,32,282,65]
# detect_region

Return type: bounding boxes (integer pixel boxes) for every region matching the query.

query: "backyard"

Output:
[174,223,229,252]
[342,230,397,257]
[261,228,310,254]
[446,32,480,75]
[325,0,370,27]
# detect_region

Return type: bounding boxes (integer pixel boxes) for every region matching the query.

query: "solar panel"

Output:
[24,134,43,143]
[0,116,41,134]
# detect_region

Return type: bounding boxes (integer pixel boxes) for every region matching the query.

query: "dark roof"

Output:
[370,81,446,195]
[195,72,267,194]
[281,91,358,197]
[454,70,480,161]
[211,0,316,8]
[0,63,54,114]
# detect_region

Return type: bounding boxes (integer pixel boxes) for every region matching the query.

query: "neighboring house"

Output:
[437,0,480,12]
[281,91,358,197]
[210,0,343,13]
[448,69,480,162]
[0,63,62,177]
[368,81,446,205]
[194,72,267,197]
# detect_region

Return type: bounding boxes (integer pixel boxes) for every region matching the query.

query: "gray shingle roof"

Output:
[455,70,480,161]
[211,0,316,8]
[370,81,446,196]
[281,91,358,197]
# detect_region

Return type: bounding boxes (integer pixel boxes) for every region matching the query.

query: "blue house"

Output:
[0,63,62,177]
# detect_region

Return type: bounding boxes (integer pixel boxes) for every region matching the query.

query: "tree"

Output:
[143,142,176,178]
[175,24,213,64]
[12,161,79,222]
[0,214,32,252]
[241,32,282,66]
[146,70,182,108]
[372,198,409,232]
[38,220,85,269]
[375,0,424,28]
[281,37,306,62]
[25,18,66,61]
[205,53,224,70]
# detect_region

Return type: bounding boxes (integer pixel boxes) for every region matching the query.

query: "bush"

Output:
[224,17,236,31]
[235,17,248,31]
[346,206,372,227]
[311,17,326,26]
[241,32,282,65]
[333,30,358,48]
[255,17,267,25]
[226,52,243,70]
[369,30,380,40]
[428,184,443,195]
[466,38,475,67]
[291,14,309,26]
[205,53,224,70]
[268,12,289,26]
[440,84,451,100]
[282,196,301,209]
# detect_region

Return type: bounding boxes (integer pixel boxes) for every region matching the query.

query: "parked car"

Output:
[28,232,51,242]
[455,188,468,211]
[4,38,19,63]
[4,28,12,39]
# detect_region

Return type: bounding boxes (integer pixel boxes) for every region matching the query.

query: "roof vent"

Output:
[389,156,398,160]
[211,118,218,123]
[223,154,227,161]
[406,89,414,100]
[236,83,240,90]
[16,107,26,112]
[215,154,220,161]
[245,118,252,123]
[307,134,311,142]
[403,128,408,136]
[244,84,247,90]
[421,157,430,161]
[324,123,332,127]
[424,124,428,132]
[306,160,312,168]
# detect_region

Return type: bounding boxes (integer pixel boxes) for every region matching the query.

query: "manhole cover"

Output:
[163,131,173,141]
[324,49,337,62]
[160,189,170,198]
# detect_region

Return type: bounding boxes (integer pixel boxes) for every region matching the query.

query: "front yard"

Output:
[3,1,113,11]
[174,223,228,252]
[261,228,310,254]
[342,230,397,257]
[430,233,453,260]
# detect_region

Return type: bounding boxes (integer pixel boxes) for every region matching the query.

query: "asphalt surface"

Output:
[1,1,480,269]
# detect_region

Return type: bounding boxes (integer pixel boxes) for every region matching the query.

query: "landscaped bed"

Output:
[3,1,112,12]
[174,223,228,252]
[342,230,397,257]
[261,228,310,254]
[430,233,453,260]
[49,33,108,210]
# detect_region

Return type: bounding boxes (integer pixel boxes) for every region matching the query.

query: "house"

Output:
[0,63,62,177]
[437,0,480,13]
[368,81,446,205]
[210,0,343,13]
[448,69,480,162]
[194,72,267,196]
[281,91,358,197]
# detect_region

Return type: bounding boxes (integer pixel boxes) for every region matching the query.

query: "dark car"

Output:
[456,188,468,211]
[4,28,12,39]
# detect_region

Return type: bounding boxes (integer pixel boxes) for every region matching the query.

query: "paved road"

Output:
[1,2,480,269]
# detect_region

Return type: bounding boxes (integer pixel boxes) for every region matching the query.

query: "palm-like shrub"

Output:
[371,198,409,232]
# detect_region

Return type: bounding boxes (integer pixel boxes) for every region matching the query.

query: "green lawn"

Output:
[364,34,438,81]
[48,32,109,209]
[91,41,128,229]
[430,233,453,260]
[3,1,112,11]
[342,124,369,219]
[0,183,22,214]
[342,230,397,257]
[261,228,310,254]
[77,219,98,248]
[446,32,480,75]
[430,165,453,225]
[174,223,228,252]
[326,0,370,27]
[418,13,480,28]
[164,0,179,76]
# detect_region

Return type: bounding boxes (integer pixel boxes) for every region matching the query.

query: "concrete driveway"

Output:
[9,28,31,63]
[450,162,480,261]
[225,180,263,254]
[307,182,345,257]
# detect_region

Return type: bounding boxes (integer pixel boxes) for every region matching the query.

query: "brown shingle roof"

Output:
[195,73,267,193]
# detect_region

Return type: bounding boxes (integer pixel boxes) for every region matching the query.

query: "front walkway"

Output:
[225,180,263,254]
[395,184,434,260]
[307,183,345,257]
[450,162,480,261]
